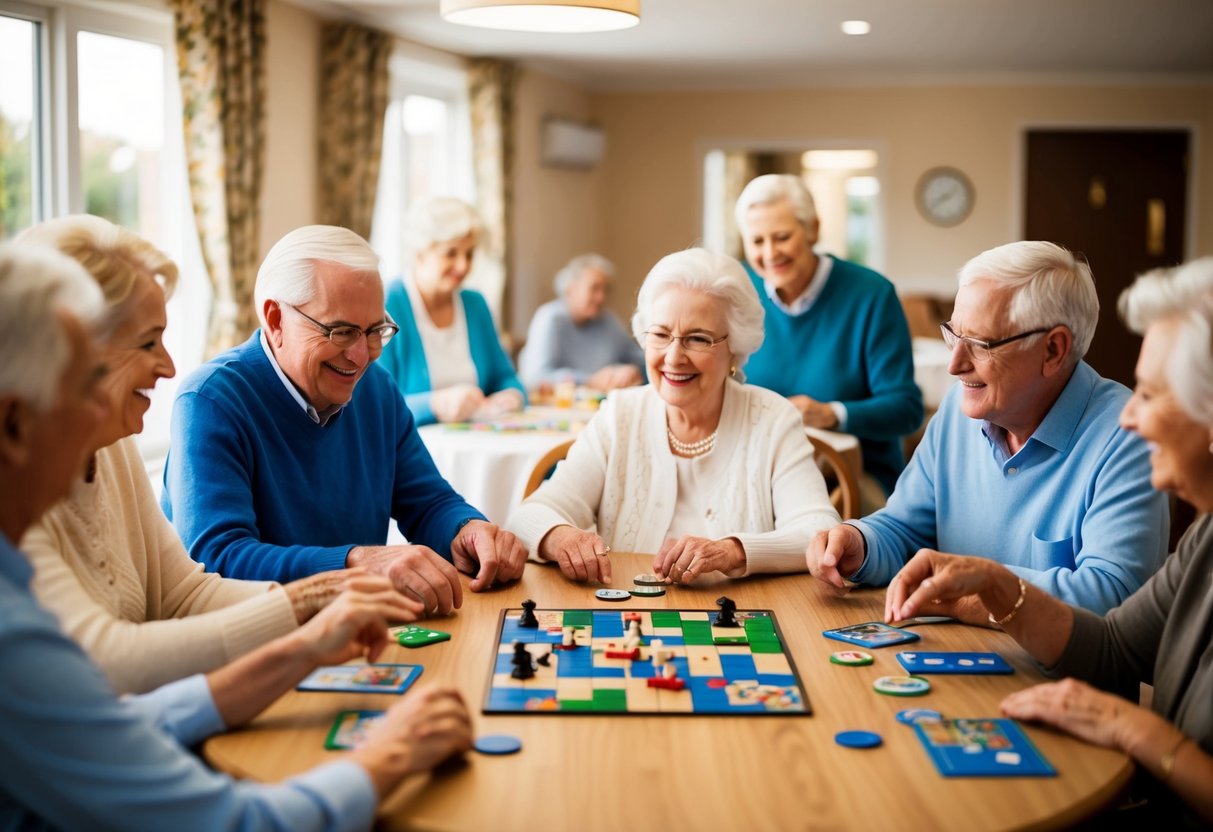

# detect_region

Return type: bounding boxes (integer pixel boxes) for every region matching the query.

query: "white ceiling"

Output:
[300,0,1213,91]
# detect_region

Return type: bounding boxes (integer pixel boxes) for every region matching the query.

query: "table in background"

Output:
[204,553,1131,831]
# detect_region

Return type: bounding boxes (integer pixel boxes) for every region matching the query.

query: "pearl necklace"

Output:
[667,425,717,457]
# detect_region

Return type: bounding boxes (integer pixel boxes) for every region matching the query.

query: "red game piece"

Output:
[605,648,640,660]
[706,678,729,688]
[646,677,686,691]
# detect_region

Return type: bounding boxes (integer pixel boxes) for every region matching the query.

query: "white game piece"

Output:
[662,662,677,680]
[562,626,575,647]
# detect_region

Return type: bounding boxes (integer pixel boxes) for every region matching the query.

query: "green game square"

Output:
[650,611,683,628]
[749,640,784,654]
[681,621,714,645]
[743,616,776,636]
[591,689,628,712]
[562,610,593,627]
[559,699,595,712]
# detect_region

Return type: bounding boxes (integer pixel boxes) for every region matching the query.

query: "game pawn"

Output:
[518,599,539,629]
[510,641,536,680]
[714,595,739,628]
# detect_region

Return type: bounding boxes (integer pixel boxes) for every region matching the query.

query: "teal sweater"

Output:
[380,281,526,425]
[743,257,923,495]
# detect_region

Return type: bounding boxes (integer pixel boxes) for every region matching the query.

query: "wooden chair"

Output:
[522,439,575,500]
[808,435,860,520]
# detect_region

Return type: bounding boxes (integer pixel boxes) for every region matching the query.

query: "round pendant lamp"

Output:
[440,0,640,33]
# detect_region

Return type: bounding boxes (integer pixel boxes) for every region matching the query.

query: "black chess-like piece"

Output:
[714,595,739,628]
[510,641,536,680]
[536,651,552,667]
[519,599,539,629]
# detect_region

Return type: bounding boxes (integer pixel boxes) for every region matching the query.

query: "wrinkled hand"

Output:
[587,364,642,392]
[347,545,463,615]
[451,519,527,591]
[431,384,485,423]
[1001,679,1140,752]
[353,686,473,790]
[654,536,745,583]
[789,394,838,429]
[805,524,866,590]
[539,525,612,584]
[480,388,524,416]
[295,580,424,666]
[884,548,1008,624]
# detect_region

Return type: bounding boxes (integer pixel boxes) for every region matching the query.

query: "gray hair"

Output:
[0,243,104,410]
[403,196,483,257]
[554,253,615,296]
[958,241,1099,365]
[1119,257,1213,425]
[631,248,765,381]
[254,226,380,324]
[734,174,817,236]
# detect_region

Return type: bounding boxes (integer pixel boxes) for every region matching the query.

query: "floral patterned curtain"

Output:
[317,22,391,240]
[170,0,266,355]
[467,58,517,332]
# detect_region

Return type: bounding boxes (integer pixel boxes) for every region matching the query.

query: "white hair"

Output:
[403,196,483,257]
[631,248,765,381]
[734,174,817,236]
[555,253,615,296]
[1119,257,1213,425]
[254,226,380,324]
[0,243,104,410]
[958,241,1099,365]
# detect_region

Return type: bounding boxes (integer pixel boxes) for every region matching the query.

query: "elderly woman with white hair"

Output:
[517,253,644,391]
[380,196,525,425]
[884,258,1213,824]
[736,174,922,504]
[506,248,839,584]
[16,216,375,694]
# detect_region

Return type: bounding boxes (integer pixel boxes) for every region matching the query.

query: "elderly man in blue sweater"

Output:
[163,226,526,613]
[808,241,1169,617]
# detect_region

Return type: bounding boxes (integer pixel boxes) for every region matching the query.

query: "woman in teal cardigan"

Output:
[380,197,525,425]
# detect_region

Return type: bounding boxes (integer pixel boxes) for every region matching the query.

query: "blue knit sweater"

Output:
[161,333,485,582]
[743,257,923,495]
[379,281,525,425]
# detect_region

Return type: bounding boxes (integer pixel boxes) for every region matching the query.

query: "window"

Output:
[0,0,205,462]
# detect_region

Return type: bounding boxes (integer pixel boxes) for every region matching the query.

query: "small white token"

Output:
[595,589,631,602]
[958,659,975,666]
[995,751,1022,766]
[924,658,945,666]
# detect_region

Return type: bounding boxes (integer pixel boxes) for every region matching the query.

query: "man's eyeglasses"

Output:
[643,331,729,352]
[281,303,399,350]
[939,320,1051,361]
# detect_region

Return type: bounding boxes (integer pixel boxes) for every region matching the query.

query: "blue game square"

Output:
[719,654,758,679]
[556,648,593,677]
[593,611,625,638]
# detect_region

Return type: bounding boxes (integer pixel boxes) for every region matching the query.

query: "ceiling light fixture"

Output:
[840,19,871,35]
[441,0,640,33]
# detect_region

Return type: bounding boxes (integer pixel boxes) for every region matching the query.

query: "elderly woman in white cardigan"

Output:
[506,248,840,584]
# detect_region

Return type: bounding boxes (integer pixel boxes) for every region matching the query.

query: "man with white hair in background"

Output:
[163,226,527,613]
[807,241,1169,617]
[518,253,644,391]
[0,243,473,830]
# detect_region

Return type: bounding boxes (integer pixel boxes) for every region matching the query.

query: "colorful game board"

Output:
[483,608,810,715]
[914,718,1056,777]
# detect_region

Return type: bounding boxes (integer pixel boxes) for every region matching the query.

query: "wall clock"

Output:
[916,167,974,227]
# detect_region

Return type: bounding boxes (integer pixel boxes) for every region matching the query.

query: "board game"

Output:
[914,718,1056,777]
[483,607,810,715]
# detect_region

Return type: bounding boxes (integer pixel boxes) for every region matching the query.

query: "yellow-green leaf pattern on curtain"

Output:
[467,58,516,332]
[317,22,391,241]
[169,0,265,356]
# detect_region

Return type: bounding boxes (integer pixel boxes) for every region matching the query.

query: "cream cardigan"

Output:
[506,382,840,574]
[21,437,298,694]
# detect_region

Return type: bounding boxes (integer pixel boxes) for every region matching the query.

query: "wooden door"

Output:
[1024,129,1189,388]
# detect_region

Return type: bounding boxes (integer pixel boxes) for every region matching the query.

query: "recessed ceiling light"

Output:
[841,20,871,36]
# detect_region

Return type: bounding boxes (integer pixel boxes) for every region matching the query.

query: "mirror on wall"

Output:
[702,146,884,272]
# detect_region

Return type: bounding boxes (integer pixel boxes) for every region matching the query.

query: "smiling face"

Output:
[92,274,174,449]
[1120,318,1213,510]
[741,199,818,303]
[643,287,732,414]
[413,232,477,299]
[565,267,610,325]
[266,261,387,411]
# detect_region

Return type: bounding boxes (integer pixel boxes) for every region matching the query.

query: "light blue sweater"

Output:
[380,281,525,425]
[518,299,644,387]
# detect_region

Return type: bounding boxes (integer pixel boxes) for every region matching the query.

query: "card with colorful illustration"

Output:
[822,621,921,648]
[914,718,1056,777]
[896,651,1014,675]
[324,710,385,750]
[298,664,422,694]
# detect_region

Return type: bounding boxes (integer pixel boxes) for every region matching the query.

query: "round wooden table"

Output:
[204,553,1131,831]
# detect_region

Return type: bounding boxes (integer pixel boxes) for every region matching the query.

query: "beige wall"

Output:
[509,69,604,336]
[592,83,1213,320]
[261,0,320,259]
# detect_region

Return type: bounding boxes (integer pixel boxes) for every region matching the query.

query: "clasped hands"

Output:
[538,525,745,584]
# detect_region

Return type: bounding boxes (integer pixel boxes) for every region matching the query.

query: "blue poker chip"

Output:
[896,708,943,726]
[474,734,523,755]
[835,730,883,749]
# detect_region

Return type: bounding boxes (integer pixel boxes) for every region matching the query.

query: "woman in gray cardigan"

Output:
[884,257,1213,825]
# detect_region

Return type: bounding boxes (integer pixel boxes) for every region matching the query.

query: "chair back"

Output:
[807,435,860,520]
[523,439,575,500]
